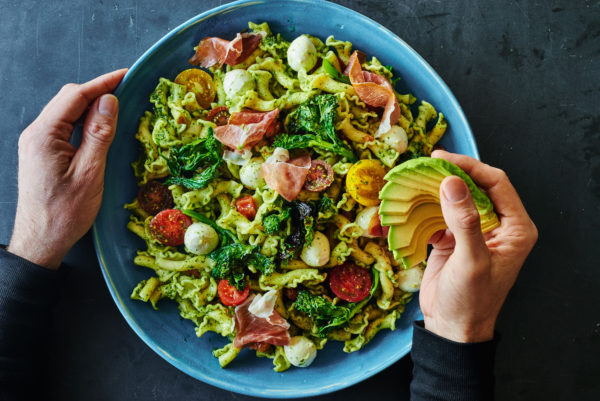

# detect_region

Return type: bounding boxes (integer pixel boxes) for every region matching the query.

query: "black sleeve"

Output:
[410,321,498,401]
[0,247,67,401]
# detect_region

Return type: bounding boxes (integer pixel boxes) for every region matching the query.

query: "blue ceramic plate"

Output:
[94,0,477,397]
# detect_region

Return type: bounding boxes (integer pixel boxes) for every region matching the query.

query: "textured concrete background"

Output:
[0,0,599,400]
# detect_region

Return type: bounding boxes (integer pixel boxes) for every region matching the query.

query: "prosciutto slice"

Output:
[189,32,264,68]
[233,294,291,349]
[213,109,280,150]
[346,50,400,137]
[261,150,311,202]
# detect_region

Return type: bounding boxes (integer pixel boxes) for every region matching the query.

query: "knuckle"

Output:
[528,221,539,245]
[86,120,114,145]
[492,167,509,182]
[60,82,79,94]
[456,209,481,230]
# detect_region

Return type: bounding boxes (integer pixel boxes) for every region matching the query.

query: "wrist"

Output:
[8,228,66,270]
[424,316,495,343]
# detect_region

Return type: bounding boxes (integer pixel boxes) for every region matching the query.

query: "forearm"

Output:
[410,321,498,401]
[0,247,66,400]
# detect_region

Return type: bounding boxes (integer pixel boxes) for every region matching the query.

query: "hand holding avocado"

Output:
[418,150,538,342]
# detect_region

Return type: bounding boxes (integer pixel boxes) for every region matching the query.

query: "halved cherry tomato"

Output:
[206,106,230,126]
[137,180,174,215]
[218,279,250,306]
[174,68,216,109]
[304,160,334,192]
[236,195,257,220]
[149,209,192,246]
[345,159,387,206]
[329,262,372,302]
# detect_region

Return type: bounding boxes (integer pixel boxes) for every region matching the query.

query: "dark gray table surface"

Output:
[1,0,599,400]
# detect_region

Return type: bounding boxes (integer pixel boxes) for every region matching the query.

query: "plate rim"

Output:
[93,0,476,397]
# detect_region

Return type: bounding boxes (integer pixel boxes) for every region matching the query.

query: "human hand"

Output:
[8,69,127,270]
[419,150,538,342]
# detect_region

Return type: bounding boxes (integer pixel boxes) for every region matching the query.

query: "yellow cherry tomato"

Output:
[174,68,216,109]
[345,159,387,206]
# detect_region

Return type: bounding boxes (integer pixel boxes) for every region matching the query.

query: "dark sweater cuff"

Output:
[0,246,68,384]
[410,320,498,401]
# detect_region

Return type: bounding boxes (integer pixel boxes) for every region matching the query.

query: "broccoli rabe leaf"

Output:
[162,128,223,189]
[293,269,379,336]
[210,243,275,290]
[263,207,291,234]
[182,209,274,290]
[322,59,351,84]
[316,195,338,222]
[274,94,357,161]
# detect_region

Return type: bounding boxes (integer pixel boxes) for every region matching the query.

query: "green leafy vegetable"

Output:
[162,128,223,189]
[278,202,316,262]
[384,65,402,86]
[322,58,351,84]
[263,207,291,234]
[316,195,338,222]
[274,94,357,161]
[210,243,275,290]
[293,269,379,336]
[182,209,275,290]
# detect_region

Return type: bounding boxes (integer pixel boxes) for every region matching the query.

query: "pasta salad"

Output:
[125,21,447,371]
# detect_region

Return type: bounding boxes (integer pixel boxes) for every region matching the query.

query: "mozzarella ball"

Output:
[356,206,380,238]
[284,336,317,367]
[239,157,266,189]
[287,35,318,72]
[381,125,408,154]
[397,265,425,292]
[223,69,255,99]
[300,231,330,267]
[184,222,219,255]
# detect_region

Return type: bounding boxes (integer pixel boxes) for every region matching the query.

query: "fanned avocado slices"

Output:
[379,157,499,269]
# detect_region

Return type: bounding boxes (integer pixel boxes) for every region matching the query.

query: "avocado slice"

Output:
[380,202,442,226]
[394,220,448,268]
[385,172,441,194]
[393,218,447,257]
[388,216,445,249]
[379,182,438,201]
[380,195,439,216]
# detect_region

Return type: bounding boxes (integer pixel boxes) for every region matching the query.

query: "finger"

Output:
[428,229,455,250]
[439,176,488,259]
[71,94,119,175]
[432,149,528,219]
[38,69,127,131]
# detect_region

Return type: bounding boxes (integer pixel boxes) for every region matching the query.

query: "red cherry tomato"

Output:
[138,180,174,215]
[235,195,257,220]
[206,106,230,126]
[329,263,372,302]
[149,209,192,246]
[303,160,334,192]
[218,279,250,306]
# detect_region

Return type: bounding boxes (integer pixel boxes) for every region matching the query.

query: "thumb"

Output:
[75,94,119,170]
[439,176,487,258]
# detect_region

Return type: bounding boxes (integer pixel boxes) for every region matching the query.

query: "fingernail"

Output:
[99,94,118,117]
[442,177,468,203]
